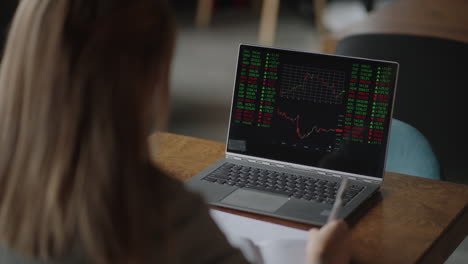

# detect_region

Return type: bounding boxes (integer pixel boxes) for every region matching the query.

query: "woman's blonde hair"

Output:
[0,0,174,263]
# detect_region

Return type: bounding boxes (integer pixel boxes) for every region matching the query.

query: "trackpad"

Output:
[221,189,288,213]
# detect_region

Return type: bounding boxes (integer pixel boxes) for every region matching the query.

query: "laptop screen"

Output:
[227,45,399,178]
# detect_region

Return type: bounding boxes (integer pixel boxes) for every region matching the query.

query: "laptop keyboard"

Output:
[202,163,365,205]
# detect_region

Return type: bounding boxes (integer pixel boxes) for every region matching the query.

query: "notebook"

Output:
[210,209,308,264]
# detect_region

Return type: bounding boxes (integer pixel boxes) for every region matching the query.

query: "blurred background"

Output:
[168,0,394,142]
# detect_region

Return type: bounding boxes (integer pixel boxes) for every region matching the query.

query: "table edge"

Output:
[417,202,468,264]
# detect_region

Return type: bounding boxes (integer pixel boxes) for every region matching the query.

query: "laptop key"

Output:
[317,180,327,185]
[293,193,303,199]
[226,180,235,186]
[204,177,217,182]
[213,174,229,180]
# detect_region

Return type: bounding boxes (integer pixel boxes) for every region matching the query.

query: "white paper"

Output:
[210,209,309,264]
[257,240,306,264]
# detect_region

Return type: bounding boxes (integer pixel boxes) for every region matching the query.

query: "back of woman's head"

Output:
[0,0,175,263]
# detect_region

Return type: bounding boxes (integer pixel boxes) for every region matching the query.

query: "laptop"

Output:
[186,44,399,226]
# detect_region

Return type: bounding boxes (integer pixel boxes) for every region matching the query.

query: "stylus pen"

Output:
[327,177,349,223]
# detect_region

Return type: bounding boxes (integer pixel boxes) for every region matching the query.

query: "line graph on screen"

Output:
[276,109,342,140]
[280,65,346,104]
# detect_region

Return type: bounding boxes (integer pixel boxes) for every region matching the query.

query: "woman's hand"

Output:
[306,220,351,264]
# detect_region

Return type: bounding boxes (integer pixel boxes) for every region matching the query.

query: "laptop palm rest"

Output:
[221,188,288,213]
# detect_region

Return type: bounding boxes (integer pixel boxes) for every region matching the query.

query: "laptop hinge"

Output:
[226,153,382,185]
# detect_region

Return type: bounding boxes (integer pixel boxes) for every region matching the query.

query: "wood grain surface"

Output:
[321,0,468,54]
[150,132,468,264]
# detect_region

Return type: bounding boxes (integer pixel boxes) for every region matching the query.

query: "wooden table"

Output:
[150,132,468,264]
[322,0,468,54]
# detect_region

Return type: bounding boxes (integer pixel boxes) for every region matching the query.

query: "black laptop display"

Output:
[227,45,398,178]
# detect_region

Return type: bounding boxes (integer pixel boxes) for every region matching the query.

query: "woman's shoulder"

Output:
[150,165,208,225]
[148,165,248,264]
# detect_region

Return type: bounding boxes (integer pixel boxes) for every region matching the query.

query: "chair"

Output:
[387,119,440,180]
[336,34,468,182]
[195,0,330,45]
[195,0,377,43]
